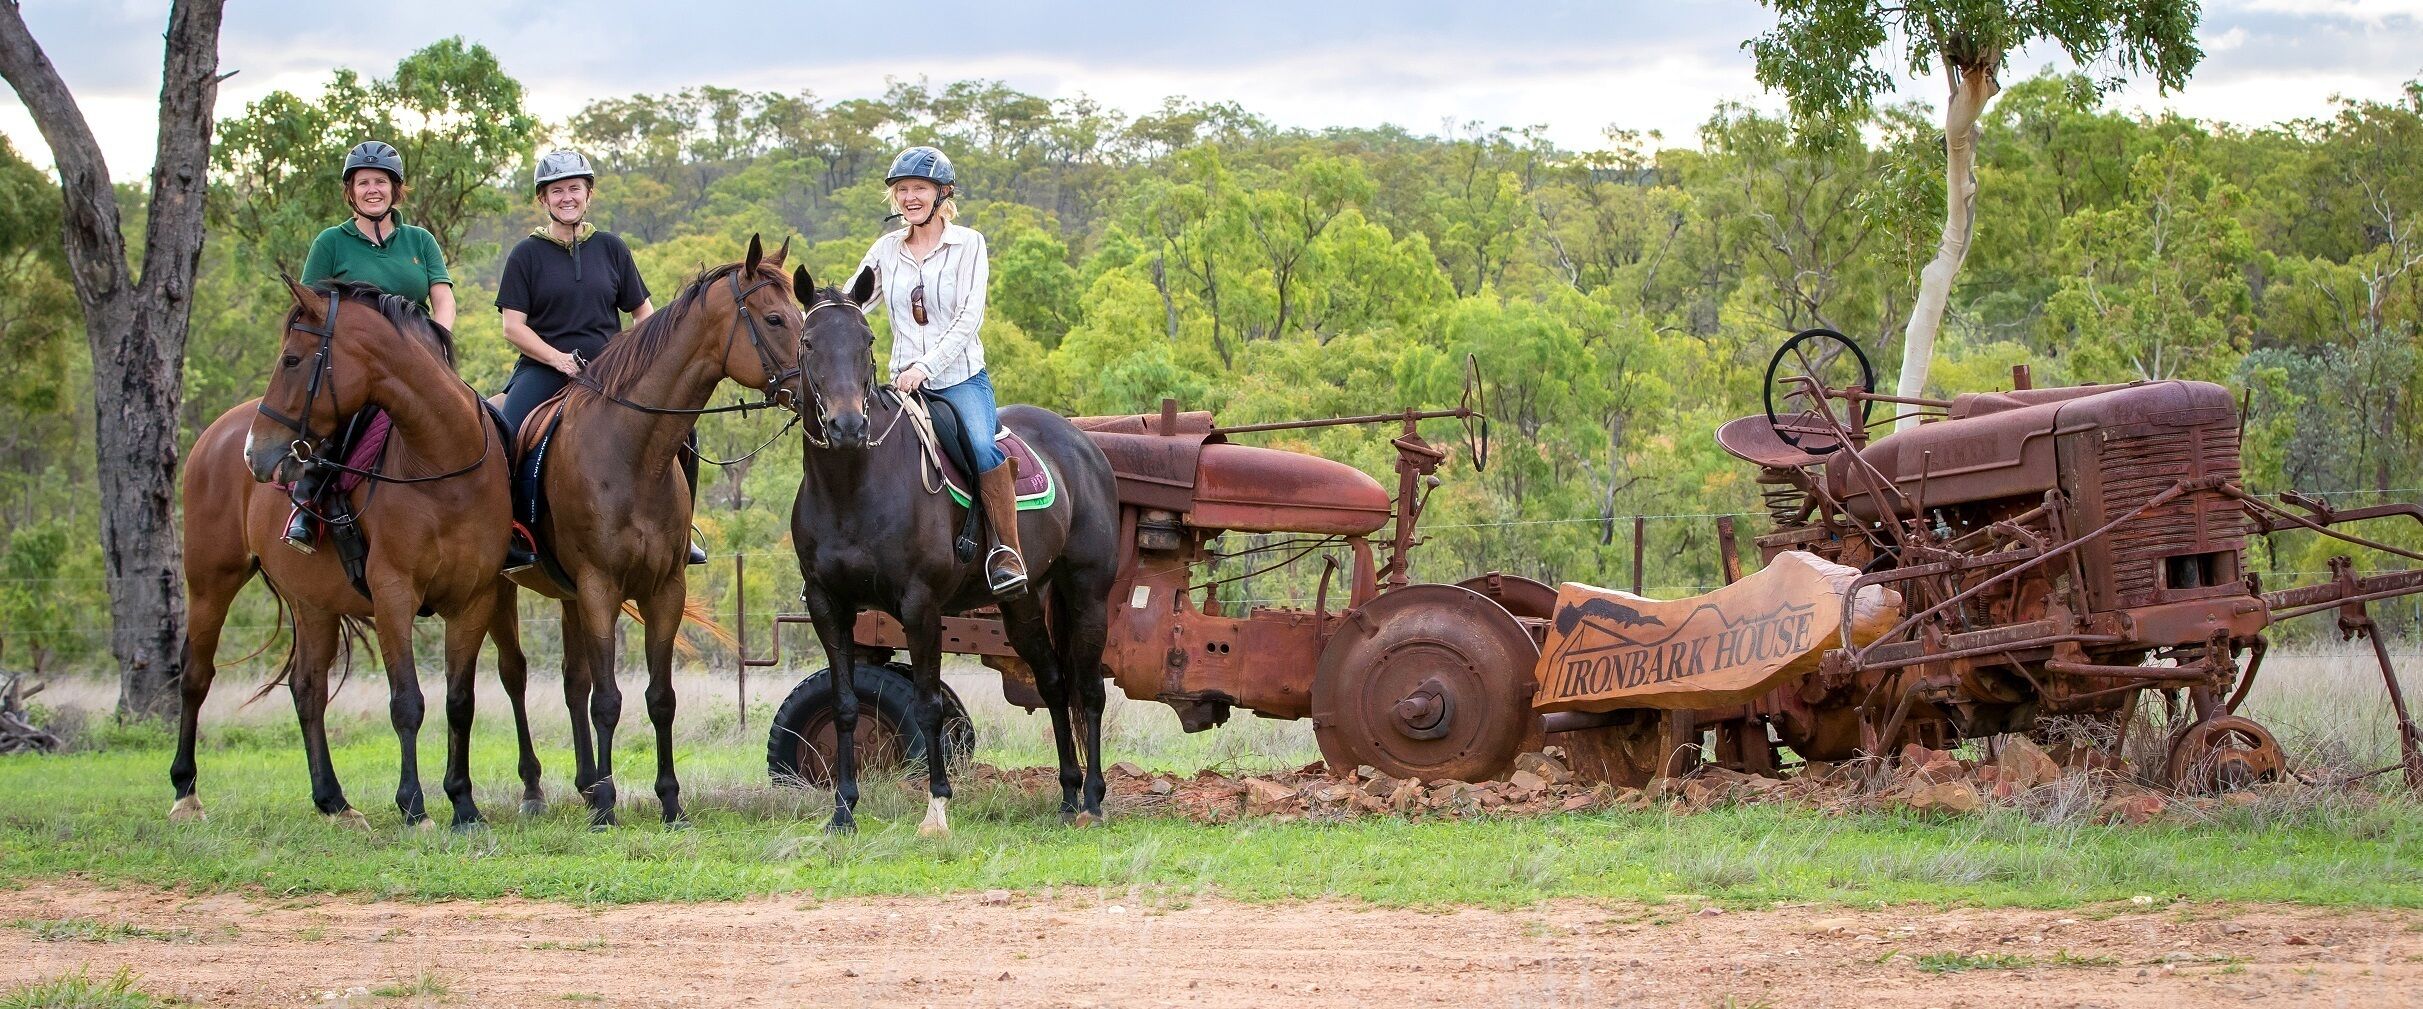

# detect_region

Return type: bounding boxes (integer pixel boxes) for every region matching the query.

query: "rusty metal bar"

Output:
[2041,660,2218,680]
[1855,633,2130,674]
[1212,407,1475,436]
[2223,636,2268,715]
[2229,485,2423,565]
[2263,568,2423,619]
[2357,608,2423,791]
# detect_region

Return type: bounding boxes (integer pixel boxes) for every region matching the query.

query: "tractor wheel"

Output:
[2164,714,2285,794]
[1312,584,1539,783]
[766,662,976,787]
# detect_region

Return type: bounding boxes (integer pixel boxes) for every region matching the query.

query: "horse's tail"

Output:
[614,596,735,659]
[244,609,374,706]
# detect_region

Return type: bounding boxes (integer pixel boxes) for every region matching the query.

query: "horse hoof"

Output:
[328,809,372,831]
[518,799,546,818]
[824,818,856,837]
[168,795,207,823]
[664,818,692,832]
[1069,811,1102,829]
[450,819,487,834]
[412,818,438,833]
[917,822,951,839]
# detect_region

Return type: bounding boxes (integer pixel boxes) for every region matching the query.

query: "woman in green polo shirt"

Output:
[299,141,456,329]
[280,141,457,552]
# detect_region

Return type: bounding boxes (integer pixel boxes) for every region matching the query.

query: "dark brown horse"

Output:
[787,266,1121,835]
[172,279,528,829]
[503,236,804,827]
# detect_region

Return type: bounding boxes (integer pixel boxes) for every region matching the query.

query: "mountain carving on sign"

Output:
[1552,597,1664,636]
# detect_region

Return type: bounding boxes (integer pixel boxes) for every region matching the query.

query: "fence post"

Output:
[1716,515,1741,585]
[735,553,747,731]
[1632,516,1646,595]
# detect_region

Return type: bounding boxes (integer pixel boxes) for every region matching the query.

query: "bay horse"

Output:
[503,235,804,827]
[788,265,1120,835]
[172,279,529,829]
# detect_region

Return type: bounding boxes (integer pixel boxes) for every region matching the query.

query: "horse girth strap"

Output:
[569,270,799,418]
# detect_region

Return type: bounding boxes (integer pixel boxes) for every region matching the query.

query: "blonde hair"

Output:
[888,185,958,224]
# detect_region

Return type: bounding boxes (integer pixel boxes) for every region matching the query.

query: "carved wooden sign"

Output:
[1533,551,1894,713]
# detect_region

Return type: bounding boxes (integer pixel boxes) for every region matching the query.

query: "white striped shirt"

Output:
[853,223,989,389]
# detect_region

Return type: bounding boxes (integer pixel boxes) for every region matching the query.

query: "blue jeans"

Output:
[926,369,1005,472]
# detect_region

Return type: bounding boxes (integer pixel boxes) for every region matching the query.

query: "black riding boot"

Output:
[681,432,706,566]
[281,464,333,555]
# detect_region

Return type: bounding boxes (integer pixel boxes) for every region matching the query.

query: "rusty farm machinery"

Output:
[748,333,2423,794]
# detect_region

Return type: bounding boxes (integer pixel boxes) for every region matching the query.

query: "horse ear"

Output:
[281,273,321,323]
[848,264,878,307]
[792,265,814,304]
[766,235,790,270]
[744,233,764,274]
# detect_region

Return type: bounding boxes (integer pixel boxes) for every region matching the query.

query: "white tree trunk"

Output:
[1894,61,1999,431]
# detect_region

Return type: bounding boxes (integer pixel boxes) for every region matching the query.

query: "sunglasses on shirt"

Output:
[911,283,928,326]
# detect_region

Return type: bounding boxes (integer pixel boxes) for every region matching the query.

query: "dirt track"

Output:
[3,881,2418,1008]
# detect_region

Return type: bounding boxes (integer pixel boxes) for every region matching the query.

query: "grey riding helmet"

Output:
[342,141,404,185]
[534,148,597,193]
[884,146,954,188]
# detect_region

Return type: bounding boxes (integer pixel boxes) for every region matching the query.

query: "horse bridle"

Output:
[797,295,905,450]
[254,289,493,485]
[571,269,804,418]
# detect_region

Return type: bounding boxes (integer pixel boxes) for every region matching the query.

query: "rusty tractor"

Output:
[1623,327,2423,792]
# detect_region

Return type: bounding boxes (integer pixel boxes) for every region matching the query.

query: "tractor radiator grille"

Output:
[2099,423,2247,608]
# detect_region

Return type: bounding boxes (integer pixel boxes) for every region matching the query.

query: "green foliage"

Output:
[1747,0,2204,122]
[211,37,536,262]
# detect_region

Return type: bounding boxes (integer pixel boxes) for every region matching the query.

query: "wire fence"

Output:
[12,485,2423,677]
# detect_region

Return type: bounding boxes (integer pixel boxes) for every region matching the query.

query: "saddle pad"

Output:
[910,391,1055,510]
[331,410,393,495]
[936,431,1055,511]
[510,399,577,593]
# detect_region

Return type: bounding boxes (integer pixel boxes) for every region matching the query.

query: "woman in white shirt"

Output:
[854,146,1027,596]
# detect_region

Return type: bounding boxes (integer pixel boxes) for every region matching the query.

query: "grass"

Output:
[366,973,448,1000]
[4,657,2421,911]
[0,969,173,1009]
[5,920,195,945]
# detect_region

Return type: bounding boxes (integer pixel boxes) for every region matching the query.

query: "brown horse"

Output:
[171,279,528,829]
[504,236,804,827]
[787,266,1121,836]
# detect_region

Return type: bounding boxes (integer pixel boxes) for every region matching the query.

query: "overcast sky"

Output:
[4,0,2419,181]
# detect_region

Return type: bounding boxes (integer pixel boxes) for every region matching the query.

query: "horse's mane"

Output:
[569,260,788,400]
[304,279,456,367]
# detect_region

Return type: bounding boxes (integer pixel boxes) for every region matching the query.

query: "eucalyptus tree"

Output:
[1747,0,2202,423]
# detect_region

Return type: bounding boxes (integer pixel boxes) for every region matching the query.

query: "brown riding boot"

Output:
[979,459,1029,598]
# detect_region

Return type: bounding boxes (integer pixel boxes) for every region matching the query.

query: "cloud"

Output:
[2,0,2417,182]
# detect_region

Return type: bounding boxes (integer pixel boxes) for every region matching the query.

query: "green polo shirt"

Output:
[299,211,451,309]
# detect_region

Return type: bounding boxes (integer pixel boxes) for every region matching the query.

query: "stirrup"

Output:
[282,511,317,555]
[504,526,536,575]
[985,545,1028,596]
